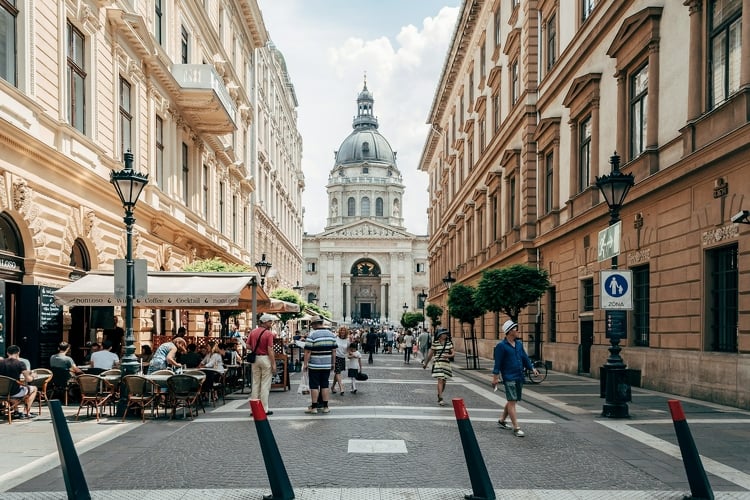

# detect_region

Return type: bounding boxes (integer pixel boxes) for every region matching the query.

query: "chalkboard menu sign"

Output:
[39,286,62,366]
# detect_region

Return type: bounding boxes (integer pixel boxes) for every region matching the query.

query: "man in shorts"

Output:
[491,320,537,437]
[0,345,38,419]
[303,315,337,414]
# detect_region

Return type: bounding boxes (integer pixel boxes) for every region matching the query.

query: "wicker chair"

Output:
[121,375,161,422]
[167,374,203,420]
[30,368,53,415]
[0,375,23,424]
[75,375,114,421]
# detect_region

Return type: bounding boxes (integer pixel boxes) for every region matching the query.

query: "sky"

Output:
[256,0,461,236]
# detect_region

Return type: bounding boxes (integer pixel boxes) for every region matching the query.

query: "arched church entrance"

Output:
[350,258,382,325]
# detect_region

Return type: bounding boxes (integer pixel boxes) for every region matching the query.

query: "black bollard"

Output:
[49,399,91,500]
[250,399,295,500]
[452,398,496,500]
[668,400,714,500]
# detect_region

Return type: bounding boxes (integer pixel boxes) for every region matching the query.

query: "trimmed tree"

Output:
[400,311,424,330]
[447,283,486,337]
[182,258,252,337]
[425,303,443,331]
[475,264,550,331]
[269,288,305,324]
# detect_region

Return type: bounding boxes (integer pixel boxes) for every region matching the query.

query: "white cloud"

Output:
[258,2,459,235]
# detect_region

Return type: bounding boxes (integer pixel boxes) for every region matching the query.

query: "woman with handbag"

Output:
[422,328,454,406]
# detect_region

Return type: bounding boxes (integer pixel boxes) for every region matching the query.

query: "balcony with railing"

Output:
[172,64,237,134]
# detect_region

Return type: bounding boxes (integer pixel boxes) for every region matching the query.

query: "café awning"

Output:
[53,271,272,310]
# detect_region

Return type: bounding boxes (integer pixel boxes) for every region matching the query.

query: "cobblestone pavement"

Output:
[2,351,749,499]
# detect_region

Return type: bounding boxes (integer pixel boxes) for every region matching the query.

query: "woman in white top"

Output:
[332,327,349,395]
[403,330,415,364]
[200,343,225,372]
[199,343,226,401]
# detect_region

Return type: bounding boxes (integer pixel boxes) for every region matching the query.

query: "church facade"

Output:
[302,83,428,327]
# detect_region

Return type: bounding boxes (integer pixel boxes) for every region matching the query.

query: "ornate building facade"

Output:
[302,82,429,326]
[0,0,303,364]
[420,1,750,408]
[252,42,304,290]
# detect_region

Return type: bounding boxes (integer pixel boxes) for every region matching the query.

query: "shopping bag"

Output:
[297,371,310,395]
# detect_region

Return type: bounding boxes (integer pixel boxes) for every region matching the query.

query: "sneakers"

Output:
[320,407,331,414]
[513,428,525,437]
[438,398,446,406]
[498,420,511,430]
[304,406,318,414]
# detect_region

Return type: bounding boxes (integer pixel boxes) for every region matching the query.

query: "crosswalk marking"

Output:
[348,439,407,453]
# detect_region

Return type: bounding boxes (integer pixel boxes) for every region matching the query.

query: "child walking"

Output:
[346,342,363,394]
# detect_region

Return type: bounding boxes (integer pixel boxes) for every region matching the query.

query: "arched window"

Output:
[375,197,384,216]
[69,239,91,271]
[347,197,356,216]
[0,213,23,254]
[361,197,370,216]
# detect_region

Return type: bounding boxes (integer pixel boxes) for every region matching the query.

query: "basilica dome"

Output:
[334,80,397,167]
[335,129,396,166]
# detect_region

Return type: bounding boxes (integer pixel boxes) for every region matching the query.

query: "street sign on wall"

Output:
[598,221,621,262]
[600,270,632,310]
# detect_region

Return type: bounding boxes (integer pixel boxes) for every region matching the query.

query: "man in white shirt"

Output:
[90,340,120,370]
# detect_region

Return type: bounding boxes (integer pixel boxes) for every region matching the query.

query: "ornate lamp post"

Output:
[442,271,456,333]
[417,289,428,332]
[110,150,148,415]
[596,152,635,419]
[254,253,272,289]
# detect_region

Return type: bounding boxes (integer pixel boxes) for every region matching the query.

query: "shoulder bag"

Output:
[246,329,266,364]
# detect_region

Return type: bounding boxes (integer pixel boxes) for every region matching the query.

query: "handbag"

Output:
[355,372,368,381]
[437,340,454,363]
[246,329,266,364]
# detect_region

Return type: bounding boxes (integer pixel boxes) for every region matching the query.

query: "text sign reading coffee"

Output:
[600,270,632,310]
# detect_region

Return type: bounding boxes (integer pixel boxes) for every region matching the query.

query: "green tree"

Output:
[182,258,251,337]
[183,257,250,273]
[270,288,305,324]
[425,303,443,331]
[475,264,550,327]
[447,283,486,337]
[400,311,424,329]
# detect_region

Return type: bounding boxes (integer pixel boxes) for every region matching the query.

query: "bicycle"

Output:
[525,360,548,384]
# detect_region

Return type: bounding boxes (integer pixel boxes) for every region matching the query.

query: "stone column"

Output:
[684,0,703,121]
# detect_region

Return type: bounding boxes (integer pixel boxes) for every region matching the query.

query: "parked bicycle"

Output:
[525,360,548,384]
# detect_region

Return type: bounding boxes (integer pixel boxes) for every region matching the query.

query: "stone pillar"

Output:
[685,0,703,121]
[646,42,660,149]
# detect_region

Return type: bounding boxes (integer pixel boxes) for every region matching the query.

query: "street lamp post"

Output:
[417,289,428,332]
[254,253,272,289]
[442,271,456,333]
[596,152,635,419]
[110,150,148,416]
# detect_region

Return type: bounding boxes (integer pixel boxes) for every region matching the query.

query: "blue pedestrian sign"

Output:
[600,270,632,310]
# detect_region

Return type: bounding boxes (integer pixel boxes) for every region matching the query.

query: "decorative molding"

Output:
[702,224,739,245]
